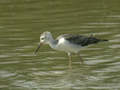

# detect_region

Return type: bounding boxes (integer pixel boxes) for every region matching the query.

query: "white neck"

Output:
[48,34,58,49]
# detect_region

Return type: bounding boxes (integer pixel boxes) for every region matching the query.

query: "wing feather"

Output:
[56,34,101,46]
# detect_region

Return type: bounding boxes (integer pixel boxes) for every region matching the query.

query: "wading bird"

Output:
[35,31,108,68]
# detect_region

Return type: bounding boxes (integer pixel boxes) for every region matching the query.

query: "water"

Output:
[0,0,120,90]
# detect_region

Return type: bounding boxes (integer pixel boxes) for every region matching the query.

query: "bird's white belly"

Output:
[55,38,81,53]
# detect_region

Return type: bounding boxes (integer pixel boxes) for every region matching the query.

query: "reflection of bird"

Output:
[35,31,108,68]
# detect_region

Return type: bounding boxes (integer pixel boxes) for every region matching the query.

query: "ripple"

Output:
[109,44,120,49]
[0,70,16,78]
[0,61,20,65]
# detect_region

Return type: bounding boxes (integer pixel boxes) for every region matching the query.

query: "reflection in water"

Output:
[0,0,120,90]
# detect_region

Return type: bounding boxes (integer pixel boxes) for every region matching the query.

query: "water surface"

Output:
[0,0,120,90]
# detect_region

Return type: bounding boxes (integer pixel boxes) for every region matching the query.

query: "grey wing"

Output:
[57,34,101,46]
[56,34,73,40]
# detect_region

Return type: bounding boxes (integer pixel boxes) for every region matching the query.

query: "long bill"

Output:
[34,43,41,55]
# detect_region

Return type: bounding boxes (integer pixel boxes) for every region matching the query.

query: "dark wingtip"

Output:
[102,39,109,42]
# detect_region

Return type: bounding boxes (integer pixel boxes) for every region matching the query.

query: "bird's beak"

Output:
[34,43,41,55]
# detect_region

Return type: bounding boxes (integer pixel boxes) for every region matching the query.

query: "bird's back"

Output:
[57,34,108,46]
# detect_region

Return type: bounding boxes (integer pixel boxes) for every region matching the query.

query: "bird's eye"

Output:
[41,37,44,40]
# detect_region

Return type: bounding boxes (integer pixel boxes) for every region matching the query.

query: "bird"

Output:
[34,31,108,68]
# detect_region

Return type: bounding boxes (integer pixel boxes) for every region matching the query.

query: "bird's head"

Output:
[40,31,52,44]
[34,31,53,54]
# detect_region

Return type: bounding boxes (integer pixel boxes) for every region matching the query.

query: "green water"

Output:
[0,0,120,90]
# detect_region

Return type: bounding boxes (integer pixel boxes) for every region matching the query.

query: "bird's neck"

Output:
[48,35,58,49]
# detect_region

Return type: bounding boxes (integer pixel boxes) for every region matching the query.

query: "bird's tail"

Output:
[100,39,109,42]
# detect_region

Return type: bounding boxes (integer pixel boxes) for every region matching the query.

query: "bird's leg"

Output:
[67,53,72,69]
[78,53,84,64]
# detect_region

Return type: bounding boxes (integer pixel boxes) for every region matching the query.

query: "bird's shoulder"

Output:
[56,34,86,40]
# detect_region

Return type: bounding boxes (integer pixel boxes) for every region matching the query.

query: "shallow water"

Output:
[0,0,120,90]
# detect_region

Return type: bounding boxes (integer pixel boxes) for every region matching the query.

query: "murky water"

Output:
[0,0,120,90]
